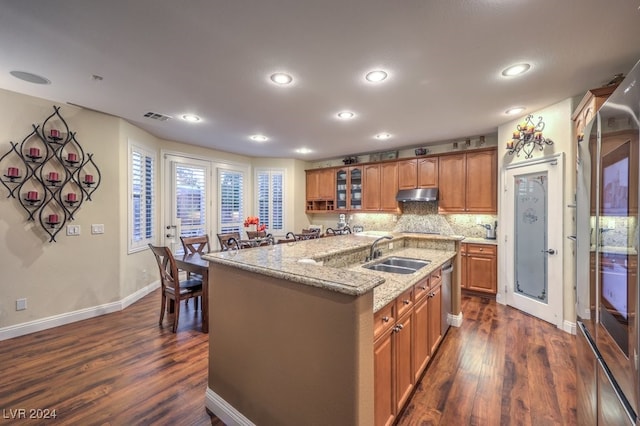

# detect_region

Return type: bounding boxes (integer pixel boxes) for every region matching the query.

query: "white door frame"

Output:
[502,153,564,328]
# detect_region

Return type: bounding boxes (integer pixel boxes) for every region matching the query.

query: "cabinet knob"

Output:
[479,248,483,252]
[396,324,404,330]
[382,316,390,323]
[419,286,427,290]
[403,300,410,305]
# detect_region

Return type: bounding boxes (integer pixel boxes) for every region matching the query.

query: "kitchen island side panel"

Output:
[207,263,374,426]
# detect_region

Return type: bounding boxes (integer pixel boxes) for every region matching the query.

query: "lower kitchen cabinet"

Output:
[374,268,445,426]
[461,243,497,294]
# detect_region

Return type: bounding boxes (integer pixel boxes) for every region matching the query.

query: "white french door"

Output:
[504,154,564,327]
[163,154,211,253]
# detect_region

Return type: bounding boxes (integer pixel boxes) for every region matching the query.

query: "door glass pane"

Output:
[514,171,548,302]
[219,169,244,233]
[175,164,206,238]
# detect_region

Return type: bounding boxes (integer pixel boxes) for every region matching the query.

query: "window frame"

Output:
[255,168,285,235]
[128,141,157,253]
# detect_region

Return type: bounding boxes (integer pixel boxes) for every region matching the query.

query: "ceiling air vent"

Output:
[143,111,172,121]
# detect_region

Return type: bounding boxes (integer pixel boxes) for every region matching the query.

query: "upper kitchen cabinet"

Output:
[572,84,618,141]
[363,162,399,212]
[438,148,497,213]
[397,158,438,190]
[305,168,335,213]
[336,166,363,211]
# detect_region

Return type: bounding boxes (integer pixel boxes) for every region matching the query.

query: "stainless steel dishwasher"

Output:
[441,260,453,335]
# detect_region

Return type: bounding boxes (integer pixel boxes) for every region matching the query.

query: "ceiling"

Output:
[1,1,640,161]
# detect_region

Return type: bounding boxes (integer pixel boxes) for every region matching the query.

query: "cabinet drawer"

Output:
[466,244,496,256]
[430,267,442,287]
[396,288,414,318]
[413,276,430,302]
[374,302,395,340]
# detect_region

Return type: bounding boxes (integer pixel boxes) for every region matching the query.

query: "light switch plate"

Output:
[66,224,81,236]
[91,224,105,234]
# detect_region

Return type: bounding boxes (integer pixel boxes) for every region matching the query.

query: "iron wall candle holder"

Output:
[506,114,554,159]
[0,106,101,242]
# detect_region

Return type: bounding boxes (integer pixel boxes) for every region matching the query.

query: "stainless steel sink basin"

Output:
[379,257,430,270]
[363,263,417,274]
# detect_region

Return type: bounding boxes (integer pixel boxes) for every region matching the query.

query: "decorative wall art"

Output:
[0,106,101,242]
[506,114,554,159]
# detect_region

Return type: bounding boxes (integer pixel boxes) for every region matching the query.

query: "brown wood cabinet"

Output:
[335,166,363,211]
[438,148,497,213]
[305,168,335,212]
[363,162,399,212]
[572,85,618,142]
[374,267,446,426]
[461,243,497,294]
[397,158,438,190]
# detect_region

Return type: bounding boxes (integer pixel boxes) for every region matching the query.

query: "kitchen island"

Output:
[202,232,462,425]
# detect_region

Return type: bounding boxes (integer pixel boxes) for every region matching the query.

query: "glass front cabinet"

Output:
[335,166,362,211]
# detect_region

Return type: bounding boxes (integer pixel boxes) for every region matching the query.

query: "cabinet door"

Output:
[461,244,468,289]
[438,153,466,212]
[412,296,430,382]
[306,170,320,200]
[318,168,335,199]
[349,166,363,211]
[397,159,417,190]
[363,164,381,211]
[418,157,438,188]
[336,168,348,210]
[465,149,497,213]
[428,285,442,355]
[374,328,395,426]
[467,253,497,294]
[395,312,413,414]
[380,162,399,211]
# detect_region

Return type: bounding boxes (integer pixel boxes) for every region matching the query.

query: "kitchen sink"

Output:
[363,263,417,274]
[362,256,430,274]
[379,257,430,269]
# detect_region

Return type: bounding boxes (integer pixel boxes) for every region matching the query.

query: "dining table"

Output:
[174,252,209,333]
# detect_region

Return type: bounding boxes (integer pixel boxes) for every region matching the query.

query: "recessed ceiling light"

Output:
[270,72,293,85]
[505,107,526,115]
[250,134,268,142]
[374,133,392,140]
[295,148,313,154]
[501,63,531,77]
[10,70,50,85]
[337,111,355,120]
[365,70,388,83]
[181,114,201,122]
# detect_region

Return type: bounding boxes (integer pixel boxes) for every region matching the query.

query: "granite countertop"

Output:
[462,237,499,245]
[203,232,460,310]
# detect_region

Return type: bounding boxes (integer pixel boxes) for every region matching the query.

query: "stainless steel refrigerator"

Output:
[576,59,640,425]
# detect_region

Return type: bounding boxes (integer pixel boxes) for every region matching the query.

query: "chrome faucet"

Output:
[367,235,393,261]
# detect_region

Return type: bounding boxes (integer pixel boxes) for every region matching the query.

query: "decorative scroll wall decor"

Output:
[0,106,101,242]
[506,114,554,159]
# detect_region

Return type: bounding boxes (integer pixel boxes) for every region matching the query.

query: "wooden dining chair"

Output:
[180,234,210,254]
[246,230,267,240]
[217,232,241,251]
[148,244,203,333]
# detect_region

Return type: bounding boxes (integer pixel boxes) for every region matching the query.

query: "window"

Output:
[256,169,284,234]
[219,169,244,234]
[129,143,156,253]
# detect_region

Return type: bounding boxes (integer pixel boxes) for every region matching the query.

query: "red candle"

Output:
[48,214,58,223]
[67,152,77,162]
[50,129,60,138]
[29,147,40,157]
[48,172,59,181]
[7,167,19,177]
[85,174,94,183]
[27,191,38,200]
[506,141,514,150]
[67,192,77,202]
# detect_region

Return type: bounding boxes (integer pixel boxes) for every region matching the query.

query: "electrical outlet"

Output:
[607,220,615,229]
[91,224,105,234]
[16,298,27,311]
[476,217,482,224]
[66,224,81,236]
[388,242,394,250]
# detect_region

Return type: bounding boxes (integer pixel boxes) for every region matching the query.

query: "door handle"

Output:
[541,249,556,255]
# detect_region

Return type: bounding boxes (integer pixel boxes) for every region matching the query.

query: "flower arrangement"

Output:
[244,216,267,232]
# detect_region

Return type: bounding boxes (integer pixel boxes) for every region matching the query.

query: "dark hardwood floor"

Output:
[0,291,576,425]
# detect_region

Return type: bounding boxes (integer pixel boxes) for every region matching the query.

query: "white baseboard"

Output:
[0,281,160,341]
[563,320,576,335]
[205,387,255,426]
[448,312,463,328]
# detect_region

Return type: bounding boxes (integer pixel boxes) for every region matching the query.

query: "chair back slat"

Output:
[180,235,210,254]
[148,244,180,293]
[217,232,241,251]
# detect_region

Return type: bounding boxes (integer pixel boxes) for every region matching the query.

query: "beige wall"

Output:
[0,88,308,335]
[497,98,576,327]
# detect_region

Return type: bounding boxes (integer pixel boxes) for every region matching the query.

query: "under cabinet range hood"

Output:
[395,188,438,202]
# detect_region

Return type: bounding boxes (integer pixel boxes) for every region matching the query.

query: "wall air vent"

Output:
[143,111,172,121]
